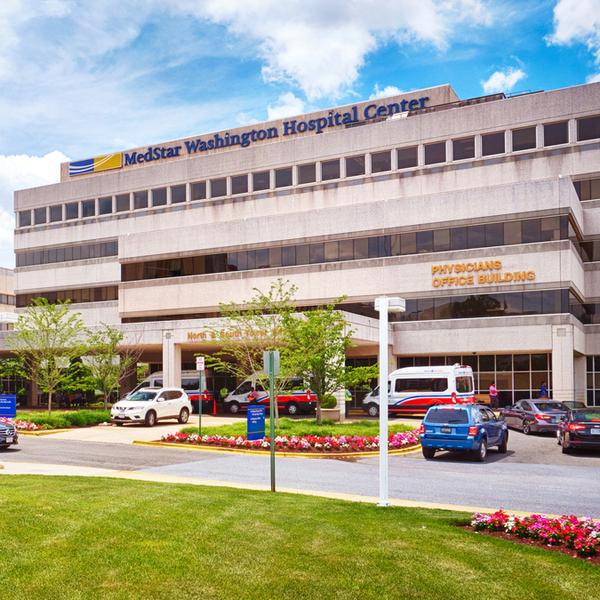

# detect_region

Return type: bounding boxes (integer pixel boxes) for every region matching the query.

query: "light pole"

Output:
[374,296,405,507]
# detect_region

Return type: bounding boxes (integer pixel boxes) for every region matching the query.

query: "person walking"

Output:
[488,382,499,409]
[539,382,549,398]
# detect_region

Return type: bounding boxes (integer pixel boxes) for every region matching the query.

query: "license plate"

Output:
[440,426,452,434]
[6,436,13,443]
[591,429,600,435]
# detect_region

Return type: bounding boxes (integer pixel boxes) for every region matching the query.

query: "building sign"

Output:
[68,96,430,176]
[247,405,266,441]
[431,260,536,288]
[0,394,17,419]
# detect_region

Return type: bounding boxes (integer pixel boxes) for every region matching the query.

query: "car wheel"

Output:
[498,431,508,453]
[287,402,299,416]
[178,407,190,424]
[144,410,157,427]
[422,447,436,460]
[367,403,379,417]
[0,445,8,451]
[474,439,487,462]
[115,422,124,427]
[522,421,531,435]
[228,402,240,415]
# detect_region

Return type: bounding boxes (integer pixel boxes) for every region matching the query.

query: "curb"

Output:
[18,429,72,436]
[133,440,422,458]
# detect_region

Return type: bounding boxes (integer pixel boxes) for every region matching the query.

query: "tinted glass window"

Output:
[397,146,418,169]
[544,121,568,146]
[253,171,270,191]
[571,409,600,421]
[171,185,186,203]
[512,127,536,151]
[49,205,62,222]
[115,194,130,212]
[453,137,475,160]
[485,223,504,246]
[345,155,365,177]
[82,200,96,218]
[34,207,47,224]
[191,182,206,201]
[504,221,521,245]
[482,132,505,156]
[577,115,600,141]
[371,150,391,173]
[416,230,433,253]
[275,167,292,188]
[467,225,485,248]
[395,378,448,392]
[19,210,31,227]
[522,219,541,243]
[456,377,474,393]
[231,175,248,195]
[133,190,148,209]
[152,187,167,206]
[424,142,445,165]
[433,229,450,252]
[98,196,112,215]
[298,163,316,184]
[210,178,226,197]
[426,408,469,424]
[321,159,340,180]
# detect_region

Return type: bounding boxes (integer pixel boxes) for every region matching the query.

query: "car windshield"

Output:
[534,402,569,412]
[426,408,469,424]
[571,409,600,422]
[127,391,157,402]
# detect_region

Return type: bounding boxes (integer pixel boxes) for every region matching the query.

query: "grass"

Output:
[181,417,415,437]
[0,476,597,600]
[16,409,111,429]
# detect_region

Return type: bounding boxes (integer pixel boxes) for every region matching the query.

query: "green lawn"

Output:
[0,476,597,599]
[16,409,111,428]
[181,417,415,437]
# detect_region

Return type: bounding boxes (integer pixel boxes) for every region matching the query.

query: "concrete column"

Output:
[574,354,586,402]
[206,179,212,200]
[247,173,254,193]
[568,118,577,143]
[316,162,322,183]
[339,156,346,179]
[166,186,172,205]
[269,169,276,190]
[185,183,191,203]
[445,139,453,162]
[505,130,513,153]
[291,165,298,186]
[551,324,575,401]
[162,331,181,388]
[536,123,544,149]
[474,134,482,158]
[417,144,425,167]
[226,177,232,196]
[365,153,372,175]
[390,148,398,171]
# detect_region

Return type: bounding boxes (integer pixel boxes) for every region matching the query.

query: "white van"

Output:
[362,364,475,417]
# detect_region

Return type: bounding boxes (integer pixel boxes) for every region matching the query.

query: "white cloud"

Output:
[369,84,405,100]
[0,151,69,268]
[587,72,600,83]
[267,92,305,120]
[481,67,526,94]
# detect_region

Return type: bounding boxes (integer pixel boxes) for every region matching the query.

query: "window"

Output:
[298,163,316,184]
[577,115,600,141]
[424,142,445,165]
[191,181,206,201]
[252,171,270,191]
[395,378,448,392]
[34,207,47,225]
[426,408,468,424]
[309,243,324,263]
[397,146,418,169]
[171,185,186,204]
[49,205,62,222]
[512,127,536,151]
[416,231,433,253]
[544,121,568,146]
[115,194,130,212]
[456,377,474,393]
[152,187,167,206]
[484,223,504,247]
[210,178,226,197]
[98,196,112,215]
[504,220,522,245]
[467,225,485,248]
[321,159,340,180]
[433,229,450,252]
[231,175,248,195]
[18,210,31,227]
[275,167,292,188]
[482,132,505,156]
[371,150,391,173]
[521,219,541,243]
[574,178,600,201]
[453,137,475,160]
[345,155,365,177]
[133,190,148,210]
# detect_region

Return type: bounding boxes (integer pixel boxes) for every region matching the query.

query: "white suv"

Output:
[111,387,192,427]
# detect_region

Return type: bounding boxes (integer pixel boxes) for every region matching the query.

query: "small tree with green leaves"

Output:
[8,298,86,414]
[85,324,142,409]
[0,357,27,398]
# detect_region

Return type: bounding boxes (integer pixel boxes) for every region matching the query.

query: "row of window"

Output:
[121,216,569,282]
[16,286,118,308]
[16,240,118,267]
[0,293,15,305]
[17,114,600,229]
[570,302,600,325]
[574,177,600,202]
[585,356,600,406]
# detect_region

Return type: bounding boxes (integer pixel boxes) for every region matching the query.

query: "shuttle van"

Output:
[362,364,475,417]
[127,370,215,413]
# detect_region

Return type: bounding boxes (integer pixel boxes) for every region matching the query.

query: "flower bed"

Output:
[471,510,600,558]
[0,416,41,431]
[160,429,420,453]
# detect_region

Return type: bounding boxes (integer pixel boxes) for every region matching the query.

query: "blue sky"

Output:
[0,0,599,267]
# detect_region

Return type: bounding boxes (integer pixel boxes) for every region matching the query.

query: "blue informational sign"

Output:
[0,394,17,419]
[247,405,266,441]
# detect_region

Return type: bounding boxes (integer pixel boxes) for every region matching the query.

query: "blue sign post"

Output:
[0,394,17,419]
[247,405,266,441]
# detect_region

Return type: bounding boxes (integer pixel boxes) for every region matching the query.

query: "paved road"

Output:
[2,428,599,516]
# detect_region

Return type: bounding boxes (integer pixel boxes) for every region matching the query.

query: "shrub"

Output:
[16,410,111,429]
[320,394,337,409]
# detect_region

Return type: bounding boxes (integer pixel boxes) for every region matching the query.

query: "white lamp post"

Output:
[374,296,405,507]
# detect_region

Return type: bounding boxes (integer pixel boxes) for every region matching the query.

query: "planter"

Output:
[320,407,341,422]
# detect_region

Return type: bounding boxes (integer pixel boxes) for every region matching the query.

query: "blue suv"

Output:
[419,404,508,462]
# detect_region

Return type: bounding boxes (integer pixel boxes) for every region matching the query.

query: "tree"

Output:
[8,298,86,414]
[0,357,27,398]
[282,304,375,424]
[85,324,142,410]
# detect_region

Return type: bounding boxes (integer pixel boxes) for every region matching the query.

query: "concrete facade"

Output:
[8,81,600,406]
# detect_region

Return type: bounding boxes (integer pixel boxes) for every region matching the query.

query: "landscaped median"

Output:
[1,410,111,433]
[151,418,421,457]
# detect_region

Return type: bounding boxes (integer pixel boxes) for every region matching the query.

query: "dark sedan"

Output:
[0,420,18,450]
[500,399,569,434]
[557,408,600,453]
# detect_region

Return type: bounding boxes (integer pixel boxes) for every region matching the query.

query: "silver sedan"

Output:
[500,400,569,434]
